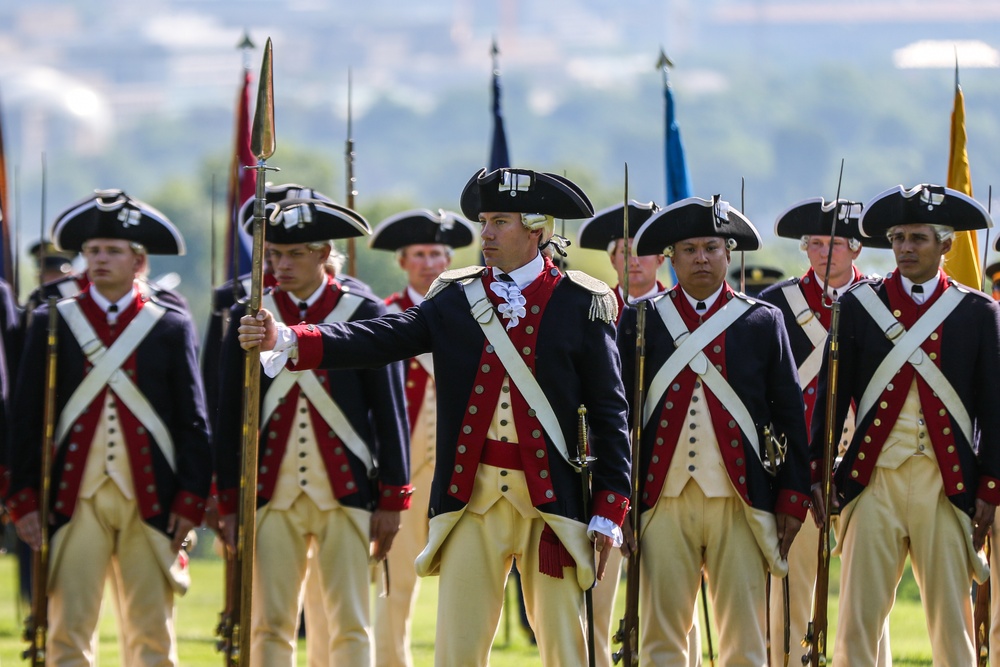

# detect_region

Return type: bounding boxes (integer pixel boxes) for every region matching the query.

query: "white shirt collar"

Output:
[681,283,724,312]
[406,284,425,306]
[291,279,328,308]
[827,273,856,301]
[898,272,940,303]
[91,285,136,314]
[493,252,544,291]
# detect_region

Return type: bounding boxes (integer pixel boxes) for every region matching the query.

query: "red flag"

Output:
[225,70,257,281]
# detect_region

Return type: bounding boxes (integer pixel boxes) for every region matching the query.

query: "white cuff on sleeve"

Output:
[260,323,298,378]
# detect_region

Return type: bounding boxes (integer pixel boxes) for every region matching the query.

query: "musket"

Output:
[344,69,357,277]
[573,405,597,667]
[227,37,277,667]
[613,164,643,666]
[804,159,846,667]
[22,297,58,665]
[973,187,992,664]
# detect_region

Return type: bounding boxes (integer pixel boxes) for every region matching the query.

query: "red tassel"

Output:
[538,524,575,579]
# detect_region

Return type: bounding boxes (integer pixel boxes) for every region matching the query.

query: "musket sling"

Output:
[464,279,573,468]
[55,299,175,471]
[852,284,971,445]
[261,292,376,475]
[647,294,762,462]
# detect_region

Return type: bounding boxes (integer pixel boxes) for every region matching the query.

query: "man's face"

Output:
[888,224,951,284]
[610,238,665,297]
[266,242,330,298]
[479,212,541,273]
[671,236,731,300]
[804,235,861,287]
[82,238,142,294]
[399,243,451,296]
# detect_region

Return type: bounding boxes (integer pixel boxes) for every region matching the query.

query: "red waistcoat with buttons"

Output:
[642,284,754,507]
[796,266,863,430]
[386,289,431,433]
[253,279,364,503]
[53,291,185,521]
[837,271,964,492]
[446,263,562,508]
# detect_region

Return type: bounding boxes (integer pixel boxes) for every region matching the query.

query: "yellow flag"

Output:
[943,83,982,289]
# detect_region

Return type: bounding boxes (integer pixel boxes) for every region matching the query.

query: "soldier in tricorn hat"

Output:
[757,197,892,667]
[811,184,1000,666]
[237,167,632,666]
[368,207,477,667]
[619,194,810,665]
[215,198,412,666]
[9,189,212,666]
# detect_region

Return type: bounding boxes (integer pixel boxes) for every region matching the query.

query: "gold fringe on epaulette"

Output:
[589,291,618,324]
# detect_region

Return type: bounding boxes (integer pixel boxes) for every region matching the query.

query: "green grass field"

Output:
[0,529,938,665]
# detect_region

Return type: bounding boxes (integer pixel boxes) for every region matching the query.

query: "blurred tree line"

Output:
[12,54,1000,336]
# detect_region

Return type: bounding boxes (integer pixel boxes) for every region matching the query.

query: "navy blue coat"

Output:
[8,292,212,535]
[811,275,1000,515]
[214,283,410,513]
[289,271,632,524]
[617,289,811,519]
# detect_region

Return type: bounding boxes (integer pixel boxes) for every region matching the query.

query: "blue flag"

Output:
[664,80,692,205]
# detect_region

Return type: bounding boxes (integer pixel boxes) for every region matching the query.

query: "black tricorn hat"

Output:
[246,198,371,244]
[577,200,660,250]
[369,209,477,251]
[460,168,594,221]
[238,183,335,226]
[776,197,891,250]
[634,195,761,256]
[52,189,185,255]
[860,184,992,239]
[729,264,784,290]
[985,261,1000,281]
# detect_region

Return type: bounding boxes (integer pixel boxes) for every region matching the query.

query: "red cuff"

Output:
[592,489,630,526]
[775,488,811,522]
[217,488,238,517]
[0,467,9,502]
[377,484,414,511]
[5,487,39,523]
[290,324,324,371]
[977,476,1000,506]
[809,458,823,487]
[171,490,208,525]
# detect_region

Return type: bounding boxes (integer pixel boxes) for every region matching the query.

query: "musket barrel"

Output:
[24,297,58,665]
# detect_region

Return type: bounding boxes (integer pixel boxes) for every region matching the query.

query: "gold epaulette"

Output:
[565,270,618,324]
[425,266,487,301]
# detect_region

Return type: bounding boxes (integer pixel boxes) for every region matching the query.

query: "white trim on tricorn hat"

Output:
[368,209,477,251]
[459,167,594,221]
[860,184,992,239]
[238,183,335,226]
[246,198,370,244]
[633,194,761,256]
[577,200,659,250]
[775,197,892,250]
[52,189,185,255]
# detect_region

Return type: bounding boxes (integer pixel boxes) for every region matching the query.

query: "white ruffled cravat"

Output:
[490,278,527,330]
